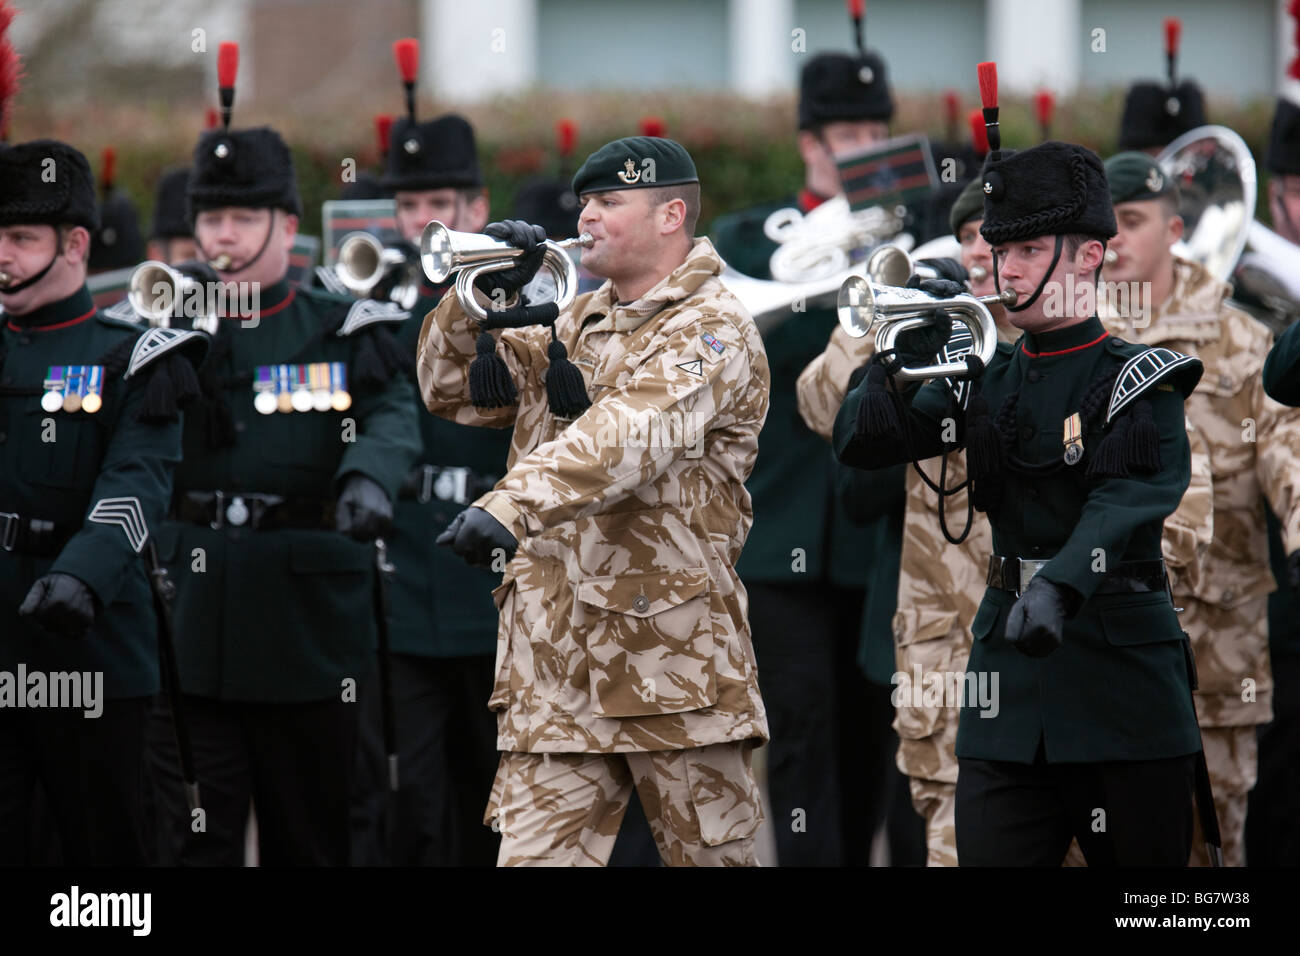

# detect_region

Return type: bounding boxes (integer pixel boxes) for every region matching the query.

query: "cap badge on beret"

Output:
[616,159,642,185]
[1145,167,1164,193]
[982,181,992,194]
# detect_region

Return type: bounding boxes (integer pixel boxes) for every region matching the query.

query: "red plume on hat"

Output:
[393,38,419,125]
[1290,0,1300,82]
[638,116,665,138]
[0,1,24,142]
[204,106,219,130]
[846,0,866,58]
[943,89,960,144]
[217,41,238,130]
[977,61,1000,160]
[1035,88,1054,141]
[556,117,577,176]
[100,146,117,196]
[968,108,988,158]
[375,113,393,160]
[1164,17,1181,87]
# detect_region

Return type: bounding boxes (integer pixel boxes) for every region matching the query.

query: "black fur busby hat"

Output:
[0,139,98,231]
[1117,18,1206,151]
[381,114,482,192]
[979,141,1117,246]
[187,126,302,220]
[1267,6,1300,176]
[151,167,192,239]
[90,190,144,270]
[511,178,580,239]
[799,51,894,129]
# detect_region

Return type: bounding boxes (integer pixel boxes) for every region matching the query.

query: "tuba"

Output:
[128,260,220,335]
[335,232,421,310]
[419,221,592,323]
[763,193,910,284]
[836,275,1016,382]
[1157,124,1300,333]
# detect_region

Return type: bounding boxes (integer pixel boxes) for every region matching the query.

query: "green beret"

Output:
[948,177,986,239]
[1105,151,1174,205]
[572,136,698,196]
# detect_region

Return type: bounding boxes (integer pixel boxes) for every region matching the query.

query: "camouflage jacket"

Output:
[798,315,1214,777]
[417,238,771,753]
[1101,256,1300,726]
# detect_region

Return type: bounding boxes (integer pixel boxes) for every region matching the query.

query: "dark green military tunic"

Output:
[834,316,1205,763]
[710,197,875,590]
[387,281,510,657]
[159,278,420,701]
[1263,316,1300,407]
[0,286,183,698]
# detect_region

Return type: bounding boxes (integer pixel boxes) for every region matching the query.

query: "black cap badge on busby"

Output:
[1118,18,1207,151]
[90,147,144,271]
[379,39,483,192]
[1268,2,1300,177]
[1105,151,1174,206]
[510,118,581,240]
[798,0,894,129]
[188,43,302,221]
[151,167,192,239]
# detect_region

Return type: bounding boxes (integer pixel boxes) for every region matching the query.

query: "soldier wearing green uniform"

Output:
[147,113,421,865]
[349,112,509,867]
[710,47,908,866]
[0,139,204,864]
[834,128,1211,865]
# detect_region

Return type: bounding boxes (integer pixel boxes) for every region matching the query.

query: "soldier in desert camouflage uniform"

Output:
[797,177,1214,865]
[417,136,770,866]
[1101,152,1300,867]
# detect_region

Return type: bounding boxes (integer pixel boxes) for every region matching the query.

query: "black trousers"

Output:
[149,694,359,866]
[748,581,903,866]
[351,653,501,866]
[0,697,151,865]
[956,743,1196,866]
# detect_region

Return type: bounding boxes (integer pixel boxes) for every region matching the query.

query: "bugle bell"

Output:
[335,232,420,310]
[128,260,219,334]
[836,275,1016,382]
[419,221,592,323]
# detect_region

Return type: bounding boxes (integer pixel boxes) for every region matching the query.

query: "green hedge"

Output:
[16,89,1279,240]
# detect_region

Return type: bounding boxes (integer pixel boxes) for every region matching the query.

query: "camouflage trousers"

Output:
[1188,725,1257,868]
[484,741,763,866]
[907,776,958,867]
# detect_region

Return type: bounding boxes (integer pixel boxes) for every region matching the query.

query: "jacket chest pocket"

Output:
[19,398,106,489]
[576,567,718,718]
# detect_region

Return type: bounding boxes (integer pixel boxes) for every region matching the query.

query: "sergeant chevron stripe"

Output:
[87,497,149,553]
[337,299,409,337]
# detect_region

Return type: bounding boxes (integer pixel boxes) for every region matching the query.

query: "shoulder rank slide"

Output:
[1107,346,1199,423]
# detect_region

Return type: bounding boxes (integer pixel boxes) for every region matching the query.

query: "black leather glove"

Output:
[914,258,968,284]
[1288,549,1300,590]
[1004,577,1068,658]
[474,220,547,299]
[889,276,964,367]
[436,506,518,569]
[19,573,96,639]
[335,473,393,542]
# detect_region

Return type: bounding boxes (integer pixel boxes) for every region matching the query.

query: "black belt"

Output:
[987,555,1168,597]
[0,511,78,558]
[175,491,337,531]
[397,464,498,505]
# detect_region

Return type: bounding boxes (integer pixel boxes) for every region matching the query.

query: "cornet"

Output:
[335,232,420,310]
[837,275,1017,382]
[419,221,593,323]
[128,261,220,335]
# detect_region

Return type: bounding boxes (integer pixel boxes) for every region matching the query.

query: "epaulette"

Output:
[334,298,411,337]
[1106,346,1201,423]
[100,298,145,325]
[314,264,350,297]
[125,326,209,378]
[96,308,148,333]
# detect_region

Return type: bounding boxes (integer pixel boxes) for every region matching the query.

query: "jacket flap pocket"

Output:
[1100,596,1182,646]
[970,592,1006,642]
[578,568,710,618]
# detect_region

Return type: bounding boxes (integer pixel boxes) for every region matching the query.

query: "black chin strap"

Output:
[193,211,278,278]
[994,234,1064,313]
[0,248,60,294]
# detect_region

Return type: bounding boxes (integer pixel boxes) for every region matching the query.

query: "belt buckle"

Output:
[418,465,436,504]
[209,491,225,531]
[0,512,17,552]
[226,495,249,527]
[435,466,469,505]
[1018,558,1050,596]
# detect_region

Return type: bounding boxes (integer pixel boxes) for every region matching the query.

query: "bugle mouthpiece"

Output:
[560,233,594,250]
[968,265,988,282]
[211,253,234,271]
